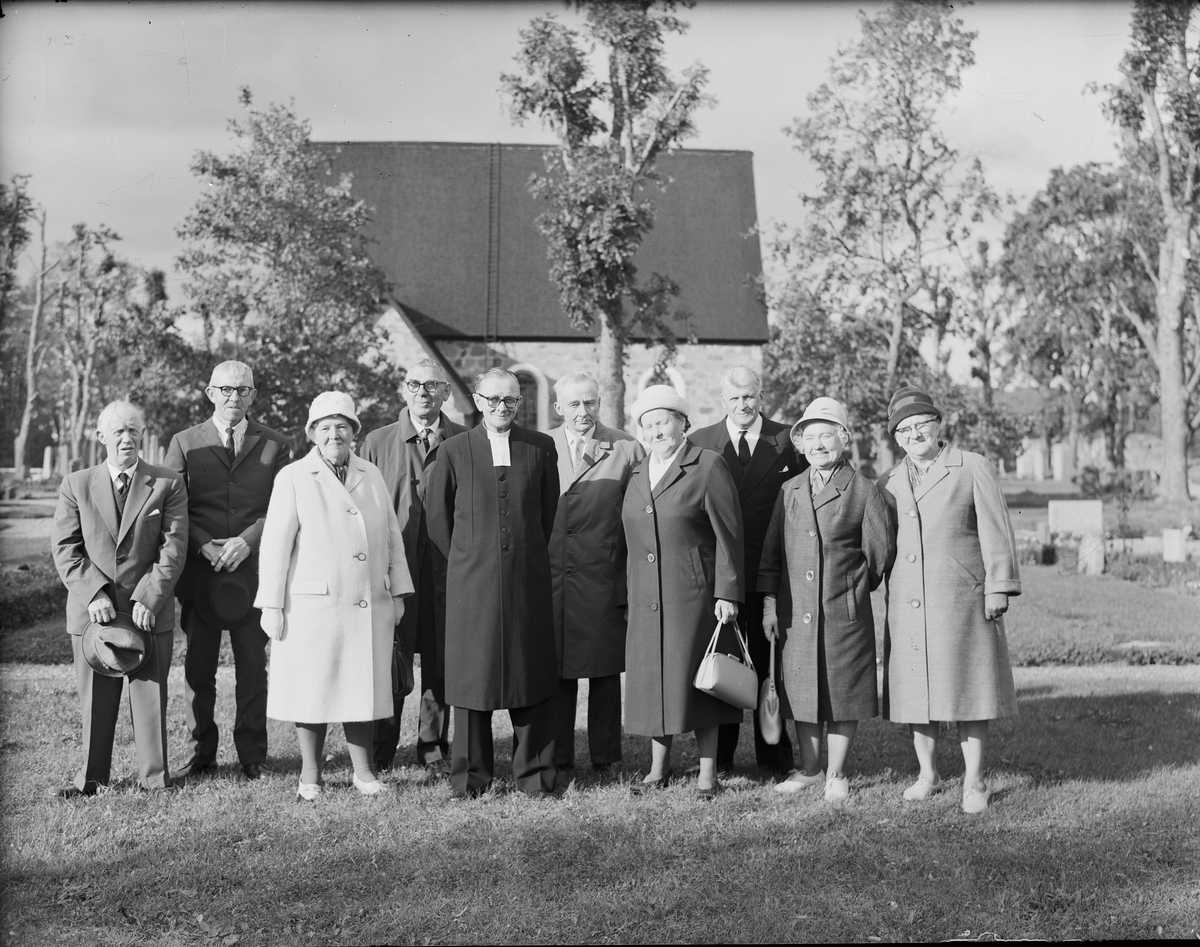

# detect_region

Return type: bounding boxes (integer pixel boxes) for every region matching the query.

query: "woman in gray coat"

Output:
[760,398,895,803]
[877,386,1021,814]
[621,386,744,799]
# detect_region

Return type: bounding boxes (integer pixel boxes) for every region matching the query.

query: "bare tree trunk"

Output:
[1156,223,1191,501]
[597,312,627,431]
[13,212,57,479]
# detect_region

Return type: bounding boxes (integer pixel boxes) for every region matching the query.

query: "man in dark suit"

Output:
[426,368,561,798]
[689,366,806,775]
[549,370,644,773]
[361,357,467,776]
[164,360,291,780]
[51,400,189,795]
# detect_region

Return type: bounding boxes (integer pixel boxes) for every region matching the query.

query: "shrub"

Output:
[1105,550,1200,591]
[0,560,66,628]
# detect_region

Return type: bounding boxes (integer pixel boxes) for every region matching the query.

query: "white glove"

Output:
[260,607,286,641]
[762,594,778,641]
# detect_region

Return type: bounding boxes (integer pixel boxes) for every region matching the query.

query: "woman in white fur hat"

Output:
[256,391,414,801]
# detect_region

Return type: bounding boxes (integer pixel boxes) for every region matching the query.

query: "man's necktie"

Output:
[737,430,751,467]
[420,428,436,455]
[225,426,237,464]
[116,472,129,514]
[573,436,585,472]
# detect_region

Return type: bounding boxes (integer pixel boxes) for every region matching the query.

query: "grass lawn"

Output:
[1,661,1198,944]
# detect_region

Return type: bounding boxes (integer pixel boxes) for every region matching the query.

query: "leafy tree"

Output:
[1001,164,1156,471]
[0,175,35,338]
[176,88,402,447]
[502,1,710,428]
[774,0,999,468]
[1099,0,1200,499]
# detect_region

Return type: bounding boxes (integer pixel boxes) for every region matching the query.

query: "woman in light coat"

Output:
[760,397,895,803]
[877,385,1020,814]
[257,392,414,801]
[622,386,745,799]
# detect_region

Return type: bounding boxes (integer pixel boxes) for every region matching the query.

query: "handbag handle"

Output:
[704,620,756,674]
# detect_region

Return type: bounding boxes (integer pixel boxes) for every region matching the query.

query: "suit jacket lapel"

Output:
[631,457,652,506]
[552,426,576,490]
[117,463,153,544]
[202,419,233,470]
[305,447,354,502]
[719,434,744,487]
[230,420,260,472]
[738,424,780,498]
[344,454,367,494]
[91,465,120,541]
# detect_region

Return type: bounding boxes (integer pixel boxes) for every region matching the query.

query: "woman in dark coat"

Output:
[622,385,745,799]
[877,385,1021,814]
[760,397,895,803]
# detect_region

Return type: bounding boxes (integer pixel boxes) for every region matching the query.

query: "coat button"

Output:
[650,603,658,611]
[350,508,358,515]
[356,553,366,561]
[359,601,368,608]
[566,568,574,576]
[500,510,509,516]
[502,544,510,551]
[906,554,916,563]
[499,492,507,499]
[808,529,816,537]
[566,529,574,536]
[802,613,812,623]
[911,599,921,608]
[908,510,917,518]
[646,505,653,514]
[499,474,507,482]
[805,570,814,580]
[501,526,509,534]
[647,553,656,562]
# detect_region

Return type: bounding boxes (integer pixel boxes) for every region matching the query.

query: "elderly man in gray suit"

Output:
[549,371,645,773]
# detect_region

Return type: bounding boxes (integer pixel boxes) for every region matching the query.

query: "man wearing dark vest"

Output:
[689,366,806,775]
[361,357,466,776]
[164,360,291,780]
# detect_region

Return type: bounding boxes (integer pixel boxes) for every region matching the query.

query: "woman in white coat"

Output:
[257,392,414,800]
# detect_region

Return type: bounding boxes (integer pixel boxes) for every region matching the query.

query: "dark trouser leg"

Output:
[72,635,120,791]
[128,630,173,789]
[229,615,269,766]
[510,696,557,794]
[450,707,494,796]
[180,602,220,764]
[718,594,794,772]
[586,674,623,766]
[554,678,579,767]
[373,627,407,768]
[416,675,449,764]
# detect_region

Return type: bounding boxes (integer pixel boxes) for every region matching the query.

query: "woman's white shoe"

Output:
[353,773,386,796]
[774,769,826,794]
[296,781,322,802]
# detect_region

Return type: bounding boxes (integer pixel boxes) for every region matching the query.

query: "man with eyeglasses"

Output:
[164,360,291,781]
[426,368,561,798]
[359,357,466,777]
[547,370,644,775]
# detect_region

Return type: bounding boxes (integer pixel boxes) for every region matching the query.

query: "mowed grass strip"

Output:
[1,663,1198,944]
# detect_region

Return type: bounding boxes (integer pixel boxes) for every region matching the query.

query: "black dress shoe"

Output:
[424,759,451,781]
[630,769,673,795]
[175,758,216,780]
[242,762,272,781]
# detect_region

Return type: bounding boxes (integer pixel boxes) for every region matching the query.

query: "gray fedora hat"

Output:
[81,613,151,678]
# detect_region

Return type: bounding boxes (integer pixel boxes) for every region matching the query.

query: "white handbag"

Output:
[694,621,758,710]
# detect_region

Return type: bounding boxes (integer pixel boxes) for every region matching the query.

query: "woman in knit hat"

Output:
[877,385,1021,814]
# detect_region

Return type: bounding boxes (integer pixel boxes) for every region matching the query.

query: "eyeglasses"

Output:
[210,385,253,398]
[894,419,938,439]
[405,380,446,393]
[476,394,522,409]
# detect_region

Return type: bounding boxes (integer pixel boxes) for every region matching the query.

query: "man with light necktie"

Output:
[164,360,291,781]
[690,366,806,775]
[548,371,644,775]
[360,357,466,776]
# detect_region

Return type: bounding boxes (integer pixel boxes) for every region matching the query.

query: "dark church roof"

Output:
[318,142,767,343]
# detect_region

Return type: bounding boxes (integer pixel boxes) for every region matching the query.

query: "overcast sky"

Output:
[1,1,1131,294]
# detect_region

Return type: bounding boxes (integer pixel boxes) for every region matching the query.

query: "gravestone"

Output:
[1163,528,1186,563]
[1049,499,1105,575]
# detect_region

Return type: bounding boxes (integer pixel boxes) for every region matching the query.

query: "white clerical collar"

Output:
[107,460,139,483]
[485,426,511,467]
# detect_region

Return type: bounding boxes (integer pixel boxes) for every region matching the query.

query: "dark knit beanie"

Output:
[887,385,941,434]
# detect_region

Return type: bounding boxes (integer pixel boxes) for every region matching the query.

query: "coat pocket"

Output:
[943,555,982,589]
[688,547,710,591]
[290,579,329,595]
